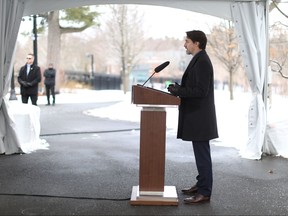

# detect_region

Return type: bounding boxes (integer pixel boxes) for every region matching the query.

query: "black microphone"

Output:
[142,61,170,86]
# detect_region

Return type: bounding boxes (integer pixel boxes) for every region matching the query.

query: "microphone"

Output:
[142,61,170,86]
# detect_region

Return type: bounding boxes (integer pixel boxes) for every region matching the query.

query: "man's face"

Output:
[26,55,34,65]
[184,37,198,56]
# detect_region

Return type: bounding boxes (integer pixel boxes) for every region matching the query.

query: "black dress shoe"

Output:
[184,194,210,204]
[181,184,198,195]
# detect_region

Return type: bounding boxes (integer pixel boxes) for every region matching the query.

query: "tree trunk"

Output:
[229,71,234,100]
[47,11,61,93]
[124,73,130,93]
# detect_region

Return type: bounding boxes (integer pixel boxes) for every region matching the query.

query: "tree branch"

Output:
[60,25,92,34]
[271,0,288,18]
[270,60,288,79]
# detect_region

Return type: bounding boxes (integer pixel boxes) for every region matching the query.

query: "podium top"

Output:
[132,85,180,106]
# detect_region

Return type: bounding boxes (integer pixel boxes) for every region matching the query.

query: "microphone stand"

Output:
[142,71,156,87]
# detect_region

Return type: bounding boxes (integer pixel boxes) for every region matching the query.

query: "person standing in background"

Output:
[168,30,218,204]
[18,53,41,106]
[44,63,56,106]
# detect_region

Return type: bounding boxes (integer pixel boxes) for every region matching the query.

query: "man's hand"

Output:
[19,80,28,87]
[19,81,33,87]
[167,83,180,96]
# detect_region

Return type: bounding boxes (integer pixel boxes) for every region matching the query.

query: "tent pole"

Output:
[263,0,269,112]
[262,0,270,152]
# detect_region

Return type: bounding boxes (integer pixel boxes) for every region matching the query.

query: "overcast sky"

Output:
[140,4,288,39]
[18,3,288,41]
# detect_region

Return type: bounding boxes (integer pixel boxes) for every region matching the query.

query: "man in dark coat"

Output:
[17,53,41,106]
[43,63,56,105]
[168,30,218,204]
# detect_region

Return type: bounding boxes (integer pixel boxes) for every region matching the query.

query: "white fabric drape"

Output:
[0,0,25,154]
[231,2,267,159]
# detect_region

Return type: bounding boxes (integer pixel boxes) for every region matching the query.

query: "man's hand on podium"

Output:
[167,82,180,96]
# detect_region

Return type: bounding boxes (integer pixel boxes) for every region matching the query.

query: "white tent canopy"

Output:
[22,0,234,20]
[0,0,273,159]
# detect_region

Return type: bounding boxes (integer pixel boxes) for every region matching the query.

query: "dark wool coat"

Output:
[44,68,56,86]
[176,50,218,141]
[17,64,41,96]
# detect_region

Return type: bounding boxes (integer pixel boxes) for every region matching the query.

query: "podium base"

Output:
[130,186,178,206]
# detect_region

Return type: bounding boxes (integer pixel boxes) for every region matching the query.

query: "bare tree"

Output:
[208,20,242,100]
[269,0,288,75]
[270,25,288,96]
[268,0,288,103]
[106,5,145,93]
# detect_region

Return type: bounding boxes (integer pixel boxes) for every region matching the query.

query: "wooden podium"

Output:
[130,85,180,206]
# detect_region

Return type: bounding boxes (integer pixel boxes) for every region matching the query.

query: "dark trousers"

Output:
[192,141,213,196]
[45,84,55,104]
[21,95,38,106]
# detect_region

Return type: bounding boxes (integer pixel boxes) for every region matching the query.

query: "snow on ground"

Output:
[79,88,288,155]
[37,89,128,105]
[81,89,252,150]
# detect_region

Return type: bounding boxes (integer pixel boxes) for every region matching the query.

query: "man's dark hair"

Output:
[186,30,207,50]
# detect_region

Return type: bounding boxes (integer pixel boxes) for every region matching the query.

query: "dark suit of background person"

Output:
[17,53,41,106]
[168,30,218,204]
[44,63,56,105]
